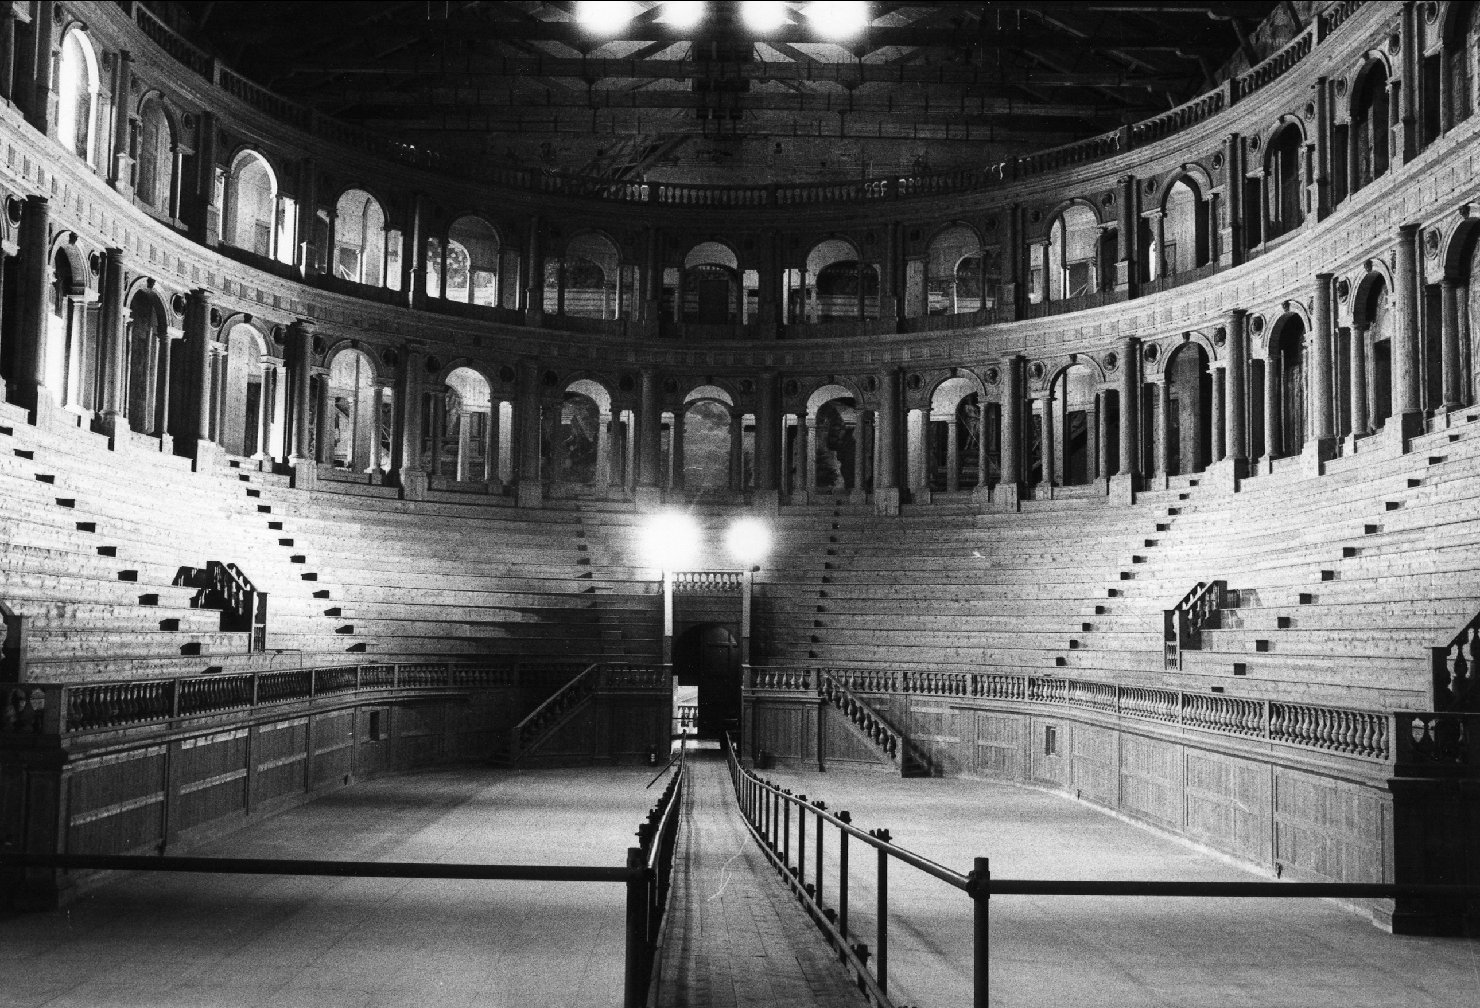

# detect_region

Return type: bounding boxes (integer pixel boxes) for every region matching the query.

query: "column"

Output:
[1441,278,1464,410]
[111,51,134,191]
[1117,338,1140,478]
[727,412,743,491]
[670,409,686,490]
[798,412,814,498]
[1212,367,1227,461]
[455,410,472,481]
[1001,357,1023,487]
[1263,351,1282,460]
[487,400,503,486]
[596,410,612,492]
[524,215,544,322]
[1225,311,1248,463]
[516,357,542,505]
[1095,391,1110,478]
[1038,396,1055,489]
[156,330,178,440]
[1311,272,1336,443]
[1152,379,1169,478]
[286,319,314,462]
[389,345,425,494]
[97,247,127,429]
[1350,323,1371,440]
[851,415,867,495]
[874,370,899,511]
[943,415,960,491]
[184,290,214,447]
[1393,224,1422,418]
[315,373,334,464]
[636,368,662,493]
[915,408,931,492]
[14,195,51,415]
[755,371,779,498]
[370,385,387,473]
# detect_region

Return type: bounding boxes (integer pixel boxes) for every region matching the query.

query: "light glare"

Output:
[725,517,773,566]
[662,0,706,28]
[804,1,869,38]
[576,0,636,33]
[640,511,702,572]
[741,0,789,31]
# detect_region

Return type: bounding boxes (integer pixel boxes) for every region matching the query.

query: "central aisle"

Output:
[653,749,864,1008]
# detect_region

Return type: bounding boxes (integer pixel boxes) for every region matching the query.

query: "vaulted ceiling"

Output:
[160,1,1285,184]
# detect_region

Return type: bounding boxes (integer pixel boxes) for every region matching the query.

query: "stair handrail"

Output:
[0,599,28,683]
[508,661,604,761]
[1163,579,1226,670]
[1433,615,1480,712]
[819,671,922,773]
[205,561,269,652]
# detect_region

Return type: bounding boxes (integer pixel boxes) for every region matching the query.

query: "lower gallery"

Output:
[1,0,1479,1005]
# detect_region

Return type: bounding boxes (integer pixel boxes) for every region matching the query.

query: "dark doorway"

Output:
[674,623,741,738]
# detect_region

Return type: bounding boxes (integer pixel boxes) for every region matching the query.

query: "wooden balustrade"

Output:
[507,662,669,763]
[1432,616,1480,712]
[672,571,744,594]
[205,561,268,652]
[819,673,904,766]
[1164,580,1226,670]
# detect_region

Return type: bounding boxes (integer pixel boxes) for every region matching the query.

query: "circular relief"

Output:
[271,325,286,346]
[864,232,877,246]
[1103,191,1116,206]
[1249,135,1261,151]
[5,196,22,226]
[862,376,877,393]
[983,217,999,232]
[313,336,328,355]
[1388,33,1401,54]
[1211,152,1225,170]
[170,294,187,316]
[1028,362,1045,381]
[1213,329,1227,347]
[984,367,1000,385]
[907,374,923,390]
[544,370,561,388]
[662,377,679,394]
[618,374,635,392]
[1103,351,1119,371]
[381,348,398,367]
[1425,1,1439,22]
[1425,229,1442,257]
[209,308,224,327]
[425,355,442,373]
[499,365,517,384]
[784,379,799,396]
[1144,178,1157,195]
[87,251,101,275]
[1029,209,1042,223]
[1336,277,1351,301]
[740,378,756,394]
[1142,344,1159,363]
[1250,315,1266,334]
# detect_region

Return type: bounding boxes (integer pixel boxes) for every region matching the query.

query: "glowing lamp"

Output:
[804,1,870,38]
[576,0,636,34]
[662,1,706,28]
[639,511,701,572]
[741,1,789,32]
[726,517,773,567]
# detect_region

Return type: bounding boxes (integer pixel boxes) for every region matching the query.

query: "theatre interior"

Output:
[0,1,1479,1005]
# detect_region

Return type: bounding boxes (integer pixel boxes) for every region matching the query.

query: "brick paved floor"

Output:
[651,749,865,1008]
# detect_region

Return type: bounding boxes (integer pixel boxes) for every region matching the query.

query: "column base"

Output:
[750,490,781,513]
[191,439,221,473]
[872,487,900,515]
[25,392,67,433]
[847,489,867,506]
[1108,473,1138,503]
[1200,458,1242,493]
[986,482,1022,511]
[515,481,543,508]
[389,468,428,500]
[94,411,130,452]
[1301,437,1337,475]
[972,483,993,507]
[1383,412,1426,454]
[908,487,932,505]
[289,458,318,490]
[633,486,663,509]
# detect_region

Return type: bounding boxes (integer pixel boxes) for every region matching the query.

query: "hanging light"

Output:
[661,1,707,29]
[741,0,790,32]
[725,517,773,567]
[803,1,870,39]
[575,0,637,34]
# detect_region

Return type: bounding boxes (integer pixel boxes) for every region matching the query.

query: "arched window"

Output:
[562,233,621,319]
[136,98,175,216]
[223,151,296,264]
[1039,205,1100,302]
[445,216,499,305]
[1352,64,1390,192]
[795,239,877,322]
[1153,178,1210,278]
[333,190,387,286]
[680,242,740,324]
[1446,4,1477,126]
[924,226,983,316]
[57,29,100,165]
[1264,124,1305,241]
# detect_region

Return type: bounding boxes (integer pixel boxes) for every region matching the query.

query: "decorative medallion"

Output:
[984,367,1000,385]
[1335,78,1347,98]
[1336,277,1351,301]
[1103,351,1119,371]
[1249,135,1261,151]
[382,348,398,367]
[272,325,286,346]
[1142,344,1159,362]
[862,376,878,393]
[170,294,187,316]
[1250,315,1266,334]
[425,355,442,373]
[1029,209,1042,223]
[1388,33,1400,54]
[88,251,101,275]
[1425,229,1442,258]
[662,377,679,393]
[313,337,327,356]
[209,308,224,327]
[1305,102,1316,122]
[1144,178,1157,195]
[1211,152,1225,170]
[1102,191,1116,206]
[907,373,923,390]
[1028,361,1045,381]
[500,365,517,384]
[5,196,21,226]
[784,379,800,396]
[1425,1,1439,22]
[741,378,757,394]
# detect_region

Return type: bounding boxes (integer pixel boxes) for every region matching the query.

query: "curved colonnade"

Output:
[3,2,1479,514]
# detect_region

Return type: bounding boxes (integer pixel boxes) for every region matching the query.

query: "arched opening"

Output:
[924,226,983,316]
[426,366,494,481]
[326,349,382,472]
[681,242,740,324]
[1269,316,1307,459]
[48,248,101,413]
[1152,178,1211,280]
[1035,204,1101,303]
[1352,63,1391,193]
[221,323,269,457]
[563,233,621,319]
[1356,275,1393,431]
[1053,364,1098,486]
[1164,343,1214,475]
[57,28,100,165]
[548,381,607,487]
[125,291,168,436]
[1446,3,1478,126]
[928,376,983,491]
[332,190,387,287]
[789,239,878,323]
[444,216,500,305]
[673,623,741,739]
[680,399,734,492]
[1264,124,1305,241]
[223,151,294,263]
[136,97,176,217]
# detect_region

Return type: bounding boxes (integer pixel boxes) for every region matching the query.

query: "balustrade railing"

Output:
[507,663,669,763]
[671,571,744,593]
[1164,580,1226,670]
[747,664,1393,761]
[1432,615,1480,712]
[0,661,561,737]
[819,673,906,770]
[204,561,268,652]
[1230,26,1314,102]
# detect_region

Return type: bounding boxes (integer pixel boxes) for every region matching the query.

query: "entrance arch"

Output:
[1164,342,1213,475]
[674,623,741,738]
[1267,315,1307,459]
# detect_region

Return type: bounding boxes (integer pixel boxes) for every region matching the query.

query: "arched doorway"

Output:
[681,242,740,324]
[326,348,381,472]
[1164,342,1213,475]
[221,323,268,457]
[125,291,168,437]
[674,623,741,739]
[1268,316,1307,459]
[928,375,984,491]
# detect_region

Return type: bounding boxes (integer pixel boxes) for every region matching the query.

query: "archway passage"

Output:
[674,623,741,739]
[1165,342,1213,476]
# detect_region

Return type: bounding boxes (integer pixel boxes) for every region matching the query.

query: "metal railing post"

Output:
[837,810,851,937]
[874,827,890,995]
[797,794,808,884]
[971,855,991,1008]
[782,790,791,865]
[623,846,647,1008]
[814,800,826,906]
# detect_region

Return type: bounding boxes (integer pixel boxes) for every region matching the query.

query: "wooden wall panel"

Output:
[973,712,1022,778]
[254,718,309,806]
[820,704,891,770]
[311,711,356,788]
[1184,751,1268,863]
[173,730,249,834]
[1027,718,1069,788]
[1116,734,1180,831]
[751,699,817,763]
[67,748,166,854]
